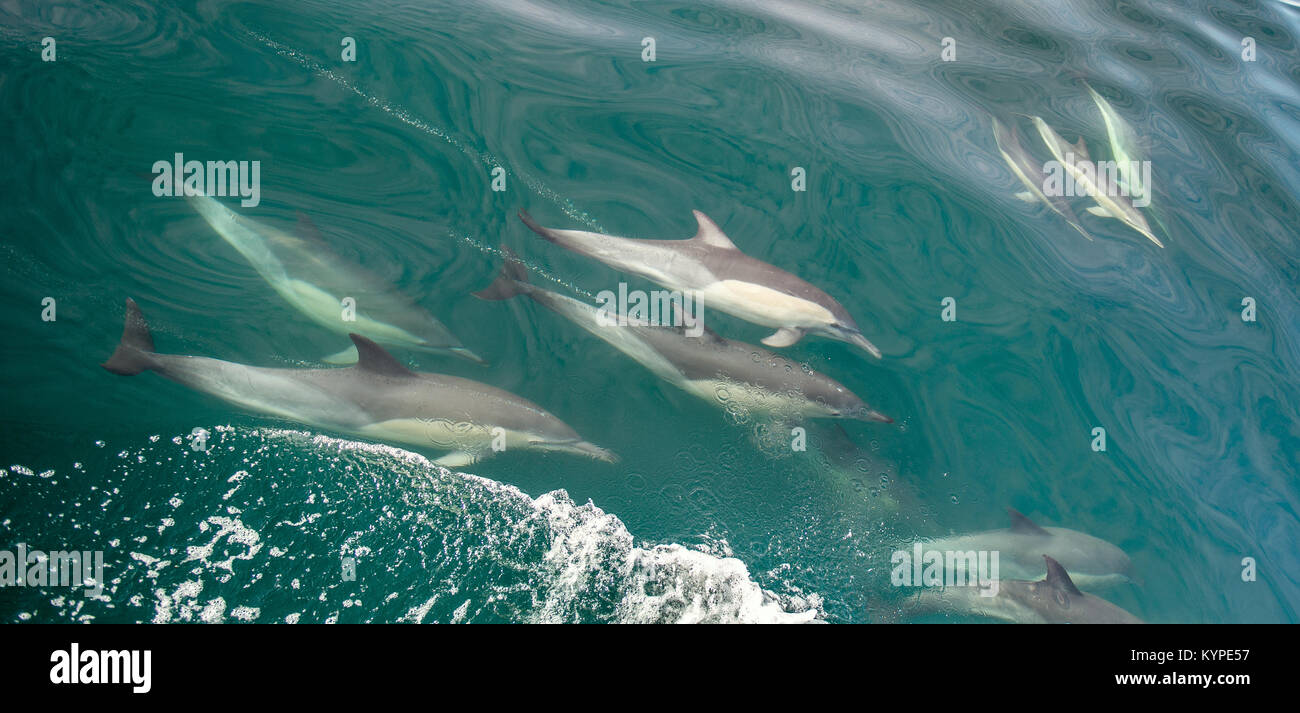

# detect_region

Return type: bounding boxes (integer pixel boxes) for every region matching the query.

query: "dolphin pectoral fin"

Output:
[322,345,359,364]
[1014,191,1037,203]
[1086,206,1113,218]
[433,451,480,468]
[761,327,805,348]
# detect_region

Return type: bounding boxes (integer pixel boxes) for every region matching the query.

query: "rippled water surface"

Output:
[2,0,1298,623]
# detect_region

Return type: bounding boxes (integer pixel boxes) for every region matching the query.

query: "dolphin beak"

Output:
[576,442,620,463]
[844,331,883,359]
[858,408,893,424]
[450,347,489,366]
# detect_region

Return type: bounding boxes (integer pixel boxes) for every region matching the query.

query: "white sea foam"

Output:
[276,429,822,624]
[28,427,820,624]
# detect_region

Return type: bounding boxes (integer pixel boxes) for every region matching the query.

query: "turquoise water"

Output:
[2,0,1298,623]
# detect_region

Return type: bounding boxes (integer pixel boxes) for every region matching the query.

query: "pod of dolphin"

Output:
[994,82,1163,248]
[101,81,1159,623]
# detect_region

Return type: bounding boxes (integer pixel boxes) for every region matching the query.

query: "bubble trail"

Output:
[247,30,605,231]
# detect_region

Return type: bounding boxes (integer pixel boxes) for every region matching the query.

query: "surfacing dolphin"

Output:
[102,299,612,468]
[186,193,483,364]
[918,507,1133,590]
[910,556,1144,624]
[992,117,1092,241]
[517,210,883,358]
[1029,116,1163,248]
[474,249,891,424]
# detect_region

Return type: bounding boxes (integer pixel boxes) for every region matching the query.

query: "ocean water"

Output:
[1,0,1298,624]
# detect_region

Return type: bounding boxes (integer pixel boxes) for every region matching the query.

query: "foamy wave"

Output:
[282,430,822,624]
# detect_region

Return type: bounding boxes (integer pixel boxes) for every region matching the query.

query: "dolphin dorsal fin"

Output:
[1008,507,1051,536]
[349,334,416,378]
[690,210,738,250]
[296,211,328,244]
[1042,556,1083,596]
[1071,138,1090,161]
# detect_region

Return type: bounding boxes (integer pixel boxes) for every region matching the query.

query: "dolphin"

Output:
[517,210,883,358]
[1030,116,1163,248]
[186,193,483,364]
[474,249,891,423]
[916,507,1132,590]
[1084,81,1148,204]
[910,556,1144,624]
[992,117,1092,241]
[101,298,612,468]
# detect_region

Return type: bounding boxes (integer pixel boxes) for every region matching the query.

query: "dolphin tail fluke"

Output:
[472,245,531,301]
[517,210,559,243]
[102,298,157,376]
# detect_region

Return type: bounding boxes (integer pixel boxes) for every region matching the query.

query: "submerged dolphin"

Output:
[1084,81,1148,204]
[101,299,612,468]
[1030,116,1163,248]
[517,210,883,358]
[186,193,482,364]
[474,249,891,423]
[910,556,1143,624]
[992,117,1092,241]
[918,507,1132,590]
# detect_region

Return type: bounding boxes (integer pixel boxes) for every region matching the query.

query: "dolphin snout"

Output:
[845,331,883,359]
[857,407,894,424]
[576,441,620,463]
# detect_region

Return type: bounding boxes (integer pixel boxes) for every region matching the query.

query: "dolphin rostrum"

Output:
[474,249,891,423]
[517,210,883,358]
[917,507,1133,590]
[186,193,483,364]
[1030,116,1163,248]
[910,556,1144,624]
[101,298,612,468]
[992,117,1092,241]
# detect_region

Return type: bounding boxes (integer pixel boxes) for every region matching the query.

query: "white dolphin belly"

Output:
[682,378,834,419]
[697,280,835,328]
